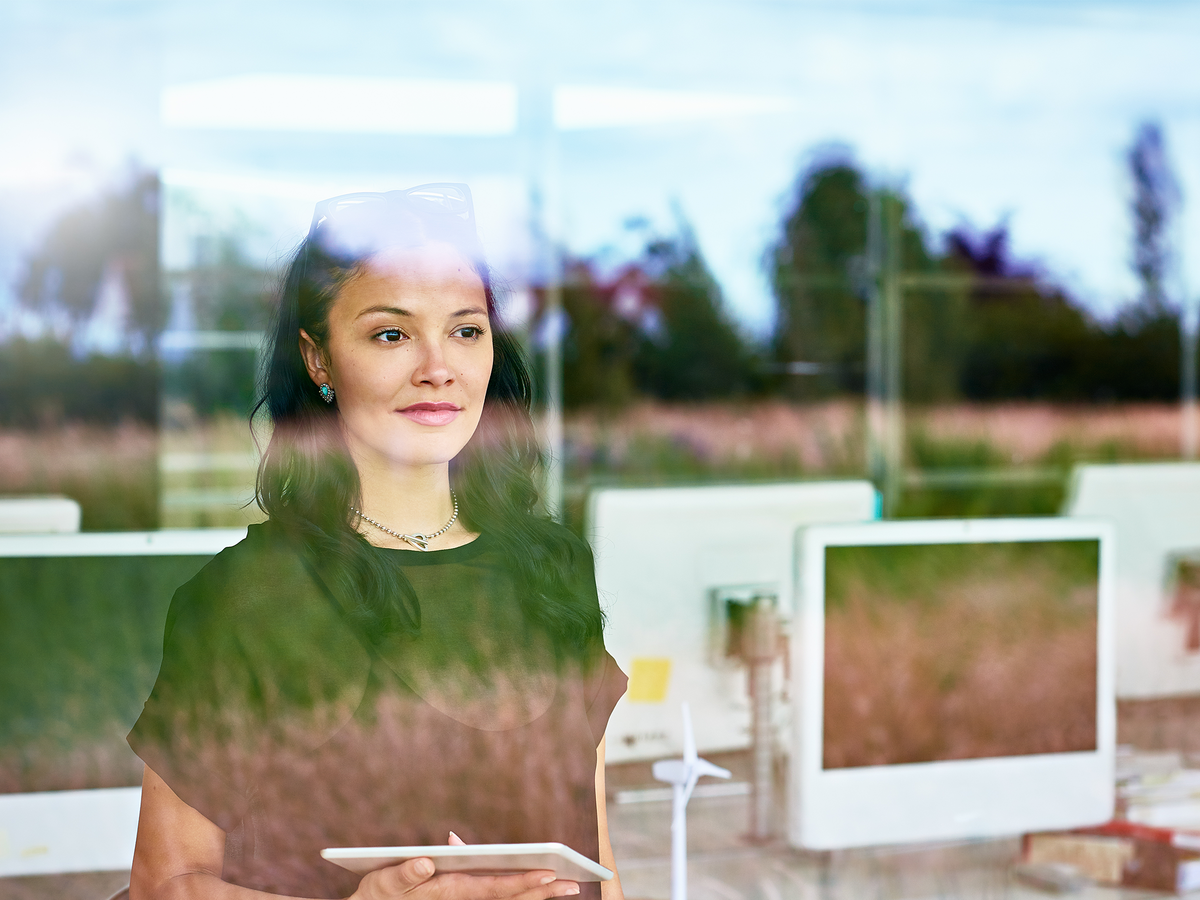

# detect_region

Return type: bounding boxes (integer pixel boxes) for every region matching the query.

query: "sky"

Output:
[1,0,1198,337]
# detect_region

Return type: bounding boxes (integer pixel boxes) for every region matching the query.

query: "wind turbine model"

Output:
[652,703,732,900]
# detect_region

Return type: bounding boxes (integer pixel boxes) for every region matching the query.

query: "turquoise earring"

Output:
[319,383,335,404]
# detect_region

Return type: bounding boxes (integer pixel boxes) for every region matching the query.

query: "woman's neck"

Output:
[350,454,474,550]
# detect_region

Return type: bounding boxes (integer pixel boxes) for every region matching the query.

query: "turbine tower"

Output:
[652,703,732,900]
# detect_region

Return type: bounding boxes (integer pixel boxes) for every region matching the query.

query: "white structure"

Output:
[588,481,877,763]
[790,517,1116,849]
[0,787,142,877]
[651,704,731,900]
[1065,463,1200,697]
[0,496,81,533]
[0,529,244,876]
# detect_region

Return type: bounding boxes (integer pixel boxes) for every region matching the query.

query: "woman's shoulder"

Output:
[519,517,594,560]
[178,519,303,593]
[164,518,336,636]
[134,519,371,773]
[159,518,370,695]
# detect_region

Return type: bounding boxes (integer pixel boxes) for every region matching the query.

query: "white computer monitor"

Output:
[1064,463,1200,698]
[588,481,878,764]
[790,517,1115,850]
[0,529,244,876]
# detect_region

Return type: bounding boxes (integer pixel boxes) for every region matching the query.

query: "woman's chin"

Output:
[386,439,471,471]
[345,424,475,472]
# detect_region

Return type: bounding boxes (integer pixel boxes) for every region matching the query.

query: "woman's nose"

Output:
[412,339,453,386]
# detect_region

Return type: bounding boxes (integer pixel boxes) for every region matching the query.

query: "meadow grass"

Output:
[823,540,1099,768]
[0,401,1189,532]
[562,400,1191,528]
[0,423,158,530]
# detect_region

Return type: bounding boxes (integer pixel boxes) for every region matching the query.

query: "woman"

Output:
[127,185,628,900]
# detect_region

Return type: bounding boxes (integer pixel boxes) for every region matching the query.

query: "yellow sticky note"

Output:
[627,657,672,703]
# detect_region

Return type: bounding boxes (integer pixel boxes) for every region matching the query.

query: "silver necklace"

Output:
[351,491,459,551]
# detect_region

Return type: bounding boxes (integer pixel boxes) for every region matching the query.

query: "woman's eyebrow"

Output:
[355,305,412,319]
[451,306,488,317]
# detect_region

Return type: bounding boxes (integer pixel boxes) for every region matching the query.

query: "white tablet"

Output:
[321,842,614,882]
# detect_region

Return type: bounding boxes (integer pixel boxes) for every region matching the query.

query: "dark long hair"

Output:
[253,209,601,651]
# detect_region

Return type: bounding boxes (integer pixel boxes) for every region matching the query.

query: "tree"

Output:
[767,154,868,397]
[163,233,273,418]
[631,223,756,401]
[762,138,1189,405]
[188,233,272,332]
[1128,121,1180,313]
[947,223,1101,400]
[559,259,640,409]
[945,219,1182,402]
[555,218,757,407]
[768,152,954,400]
[16,171,161,352]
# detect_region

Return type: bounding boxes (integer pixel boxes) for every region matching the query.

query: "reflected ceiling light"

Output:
[161,75,518,136]
[553,85,795,130]
[160,168,330,199]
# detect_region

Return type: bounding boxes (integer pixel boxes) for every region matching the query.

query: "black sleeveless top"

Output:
[127,520,627,899]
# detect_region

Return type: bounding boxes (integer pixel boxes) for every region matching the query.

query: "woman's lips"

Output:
[398,402,462,426]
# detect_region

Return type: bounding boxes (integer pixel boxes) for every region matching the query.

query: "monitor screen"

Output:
[0,553,215,794]
[822,539,1100,770]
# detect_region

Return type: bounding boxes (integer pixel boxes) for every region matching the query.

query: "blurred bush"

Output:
[554,218,762,408]
[0,340,158,427]
[764,139,1192,405]
[766,155,959,400]
[552,128,1192,410]
[16,171,162,351]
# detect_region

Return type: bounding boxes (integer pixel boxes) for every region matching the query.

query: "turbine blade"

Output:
[694,759,733,780]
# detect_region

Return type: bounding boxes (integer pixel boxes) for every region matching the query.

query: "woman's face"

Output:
[300,242,493,472]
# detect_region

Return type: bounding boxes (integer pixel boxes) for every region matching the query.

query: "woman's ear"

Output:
[298,329,329,386]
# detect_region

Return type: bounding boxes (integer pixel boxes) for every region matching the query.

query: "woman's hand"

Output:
[349,858,580,900]
[350,837,579,900]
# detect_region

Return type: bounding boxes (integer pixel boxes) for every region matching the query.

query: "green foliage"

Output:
[560,264,639,408]
[17,171,162,347]
[3,171,163,431]
[188,233,273,332]
[558,220,760,407]
[958,289,1100,400]
[166,349,261,419]
[768,159,869,397]
[1128,121,1180,313]
[948,228,1185,402]
[825,540,1098,615]
[769,148,1195,404]
[897,430,1068,519]
[163,234,273,419]
[631,230,758,400]
[0,555,209,791]
[0,339,158,426]
[1101,308,1182,401]
[768,156,955,400]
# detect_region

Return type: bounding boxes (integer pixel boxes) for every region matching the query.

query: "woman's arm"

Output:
[130,765,291,900]
[594,738,625,900]
[131,766,581,900]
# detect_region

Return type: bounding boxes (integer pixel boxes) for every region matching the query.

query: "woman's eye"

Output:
[375,328,405,343]
[455,325,485,339]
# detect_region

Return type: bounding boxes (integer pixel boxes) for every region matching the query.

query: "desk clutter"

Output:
[1021,749,1200,894]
